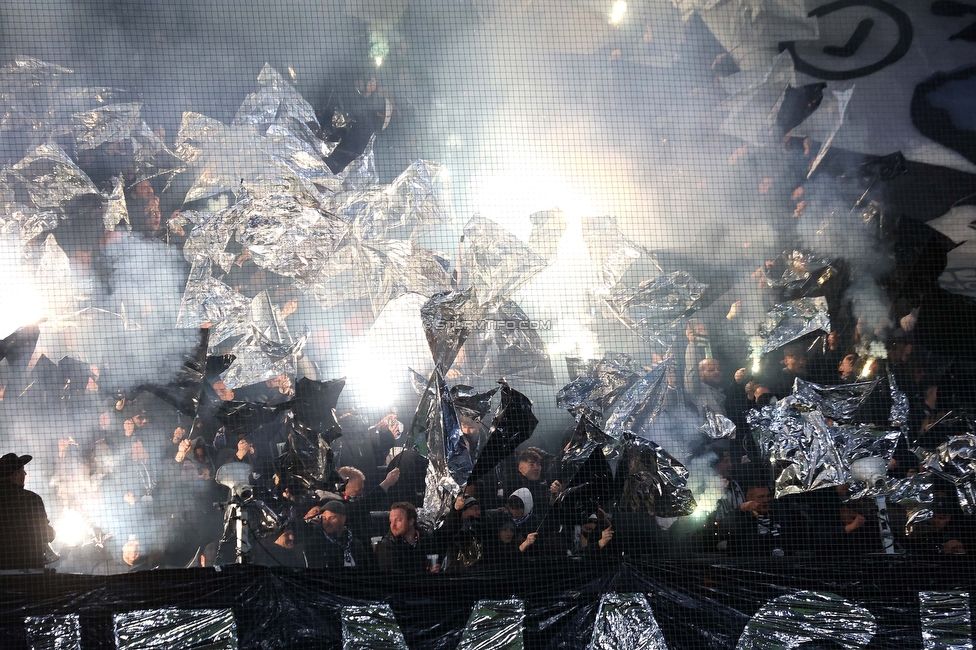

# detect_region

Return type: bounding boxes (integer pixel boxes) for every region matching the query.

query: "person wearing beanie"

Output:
[299,499,372,569]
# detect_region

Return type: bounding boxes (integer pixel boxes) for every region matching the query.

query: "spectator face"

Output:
[462,505,481,519]
[321,511,347,536]
[9,466,26,487]
[698,359,723,386]
[460,416,479,437]
[344,476,365,498]
[498,526,514,544]
[839,354,857,377]
[507,504,525,520]
[518,457,542,481]
[122,539,142,566]
[389,508,415,539]
[745,487,771,515]
[783,352,806,374]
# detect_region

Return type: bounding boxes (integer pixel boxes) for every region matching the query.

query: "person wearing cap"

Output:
[299,499,372,569]
[0,453,56,570]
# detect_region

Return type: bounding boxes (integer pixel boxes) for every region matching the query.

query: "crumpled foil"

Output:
[588,593,668,650]
[462,298,555,383]
[791,377,890,425]
[737,591,876,649]
[218,291,307,389]
[762,249,839,297]
[24,614,81,650]
[113,608,237,650]
[68,103,179,183]
[463,214,550,306]
[467,381,539,486]
[417,370,464,530]
[920,434,976,515]
[341,604,408,650]
[750,386,903,498]
[581,215,662,291]
[918,591,972,650]
[451,384,498,420]
[618,432,696,517]
[420,289,472,372]
[889,472,937,534]
[556,353,645,422]
[756,297,831,356]
[604,359,673,461]
[4,142,99,211]
[456,598,525,650]
[104,175,130,232]
[701,408,736,439]
[287,377,346,441]
[559,416,615,479]
[602,271,707,342]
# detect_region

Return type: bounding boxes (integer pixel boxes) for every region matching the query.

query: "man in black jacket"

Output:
[375,502,440,573]
[0,453,56,570]
[300,500,372,569]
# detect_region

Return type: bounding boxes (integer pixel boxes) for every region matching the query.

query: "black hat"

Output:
[461,495,479,511]
[321,500,347,515]
[0,453,32,478]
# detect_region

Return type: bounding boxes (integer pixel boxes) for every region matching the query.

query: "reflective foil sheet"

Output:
[889,472,937,533]
[463,214,549,305]
[24,614,81,650]
[762,249,838,297]
[602,271,707,340]
[588,593,668,650]
[234,64,319,132]
[6,142,99,211]
[468,381,539,486]
[451,384,498,420]
[555,353,645,422]
[701,408,736,439]
[617,432,696,517]
[918,591,972,650]
[462,298,554,383]
[456,598,525,650]
[341,603,408,650]
[439,372,474,485]
[418,370,462,530]
[792,377,884,425]
[604,360,672,459]
[757,297,831,356]
[104,175,129,232]
[559,416,615,478]
[737,591,876,649]
[421,289,472,372]
[581,215,662,291]
[219,292,307,389]
[924,435,976,515]
[113,608,237,650]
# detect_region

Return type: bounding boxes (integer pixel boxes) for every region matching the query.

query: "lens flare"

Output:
[609,1,627,25]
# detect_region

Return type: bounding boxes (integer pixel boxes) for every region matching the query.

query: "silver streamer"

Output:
[456,599,525,650]
[341,604,408,650]
[736,591,876,649]
[24,614,81,650]
[757,297,831,356]
[113,608,237,650]
[919,591,973,650]
[588,593,669,650]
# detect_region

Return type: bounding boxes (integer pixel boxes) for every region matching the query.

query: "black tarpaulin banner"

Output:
[1,558,973,649]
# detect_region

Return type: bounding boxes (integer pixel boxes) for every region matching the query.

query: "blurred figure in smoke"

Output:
[684,320,726,418]
[771,344,808,397]
[0,453,56,569]
[121,535,150,572]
